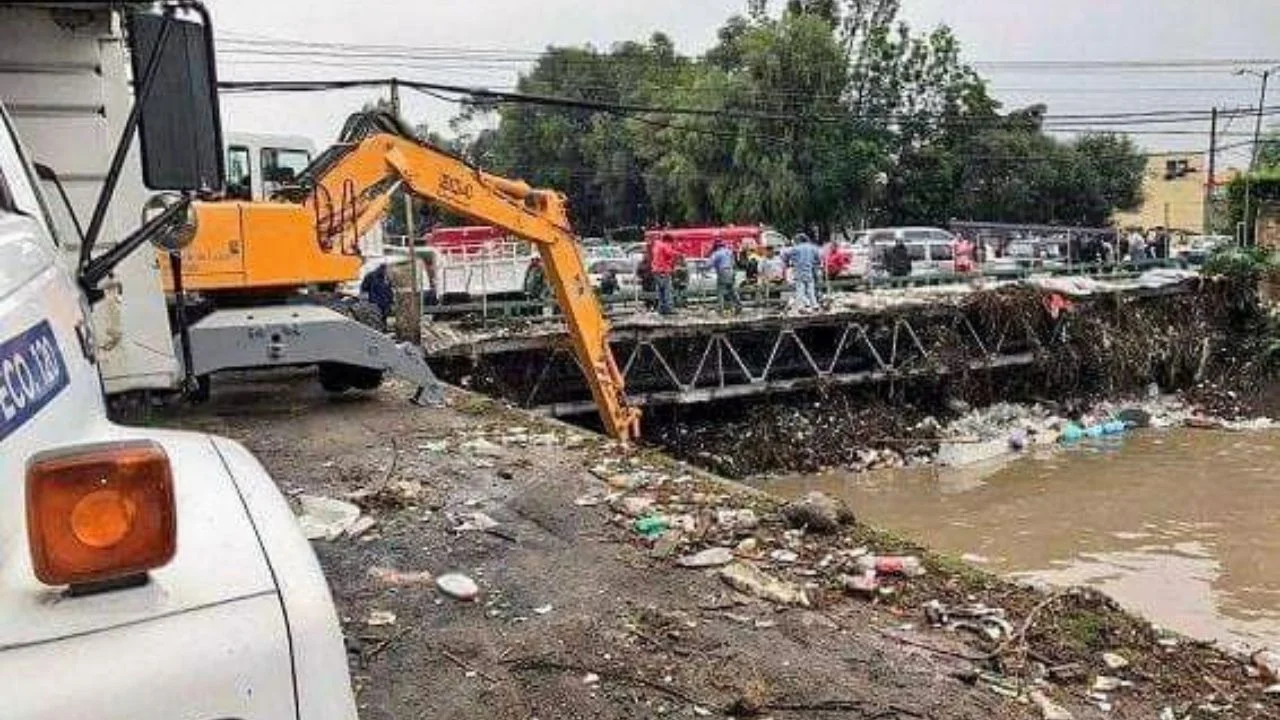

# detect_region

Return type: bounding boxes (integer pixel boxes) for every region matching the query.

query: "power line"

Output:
[218,76,1280,130]
[218,33,1280,71]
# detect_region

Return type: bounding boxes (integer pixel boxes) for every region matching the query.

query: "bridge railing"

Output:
[416,258,1191,324]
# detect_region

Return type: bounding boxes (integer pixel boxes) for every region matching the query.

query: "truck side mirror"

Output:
[127,8,224,193]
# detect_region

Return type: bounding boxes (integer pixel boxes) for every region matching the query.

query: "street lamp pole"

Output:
[1237,66,1280,245]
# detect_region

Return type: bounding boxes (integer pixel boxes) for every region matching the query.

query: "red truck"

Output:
[643,225,784,258]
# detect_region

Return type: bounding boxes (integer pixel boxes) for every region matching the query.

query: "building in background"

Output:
[1113,152,1239,234]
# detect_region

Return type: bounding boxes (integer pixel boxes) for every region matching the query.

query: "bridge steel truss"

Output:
[430,303,1046,418]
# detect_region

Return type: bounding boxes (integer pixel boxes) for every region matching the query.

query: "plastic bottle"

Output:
[1060,423,1084,443]
[856,554,924,577]
[1083,424,1105,439]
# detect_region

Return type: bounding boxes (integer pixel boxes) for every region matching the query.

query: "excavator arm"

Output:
[378,135,640,439]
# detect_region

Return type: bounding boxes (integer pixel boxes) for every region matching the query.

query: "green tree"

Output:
[1257,128,1280,170]
[461,0,1146,234]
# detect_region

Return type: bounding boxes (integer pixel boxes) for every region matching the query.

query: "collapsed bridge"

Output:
[423,270,1203,420]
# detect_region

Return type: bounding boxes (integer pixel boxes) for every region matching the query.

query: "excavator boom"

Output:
[175,112,640,439]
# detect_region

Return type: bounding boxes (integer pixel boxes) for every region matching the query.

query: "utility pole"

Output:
[1206,107,1217,234]
[1237,66,1279,245]
[389,78,423,343]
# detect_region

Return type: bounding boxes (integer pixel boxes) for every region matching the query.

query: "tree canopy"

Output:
[428,0,1146,236]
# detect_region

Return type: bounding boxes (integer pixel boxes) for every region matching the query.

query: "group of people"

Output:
[1122,227,1173,262]
[641,232,833,316]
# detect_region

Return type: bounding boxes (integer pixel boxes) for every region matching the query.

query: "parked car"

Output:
[1178,235,1230,266]
[859,227,959,277]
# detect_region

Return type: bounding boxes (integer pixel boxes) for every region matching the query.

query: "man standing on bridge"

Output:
[788,233,821,311]
[709,238,742,314]
[651,232,680,316]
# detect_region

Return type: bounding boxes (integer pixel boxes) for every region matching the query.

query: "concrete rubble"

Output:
[295,494,363,541]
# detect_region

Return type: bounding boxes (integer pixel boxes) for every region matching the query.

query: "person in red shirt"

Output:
[650,233,681,315]
[953,234,976,274]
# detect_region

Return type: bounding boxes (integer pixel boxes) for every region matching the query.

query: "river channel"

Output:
[762,429,1280,650]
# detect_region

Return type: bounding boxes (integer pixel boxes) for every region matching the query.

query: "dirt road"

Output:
[162,370,1276,719]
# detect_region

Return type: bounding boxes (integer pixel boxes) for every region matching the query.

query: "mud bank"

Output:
[647,279,1279,477]
[161,373,1279,719]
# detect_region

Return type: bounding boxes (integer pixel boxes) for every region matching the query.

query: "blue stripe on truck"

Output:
[0,320,69,442]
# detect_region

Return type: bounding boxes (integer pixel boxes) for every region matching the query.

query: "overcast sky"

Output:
[213,0,1280,165]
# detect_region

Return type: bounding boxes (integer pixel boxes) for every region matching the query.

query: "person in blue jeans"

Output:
[787,233,821,311]
[650,233,680,316]
[708,239,742,314]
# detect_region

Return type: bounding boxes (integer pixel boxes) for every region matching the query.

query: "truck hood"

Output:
[0,427,278,650]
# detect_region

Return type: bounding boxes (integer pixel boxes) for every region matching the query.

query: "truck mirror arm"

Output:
[80,195,191,303]
[78,9,175,273]
[34,163,87,245]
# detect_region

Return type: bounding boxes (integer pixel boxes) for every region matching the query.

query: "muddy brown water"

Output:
[761,429,1280,650]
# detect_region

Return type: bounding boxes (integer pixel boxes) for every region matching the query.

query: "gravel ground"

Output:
[159,370,1276,720]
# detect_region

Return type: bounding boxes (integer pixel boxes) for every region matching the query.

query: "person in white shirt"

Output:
[1127,230,1146,262]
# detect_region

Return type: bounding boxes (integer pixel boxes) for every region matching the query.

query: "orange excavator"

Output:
[164,111,639,439]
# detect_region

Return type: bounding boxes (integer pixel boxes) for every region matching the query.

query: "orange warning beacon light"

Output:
[26,440,177,587]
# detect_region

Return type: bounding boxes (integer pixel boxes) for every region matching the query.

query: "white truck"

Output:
[0,4,357,719]
[1,2,181,396]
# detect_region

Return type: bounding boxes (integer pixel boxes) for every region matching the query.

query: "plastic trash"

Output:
[1060,423,1083,443]
[633,514,669,538]
[1083,424,1105,439]
[1008,428,1028,451]
[1102,420,1127,435]
[856,554,924,576]
[1253,649,1280,682]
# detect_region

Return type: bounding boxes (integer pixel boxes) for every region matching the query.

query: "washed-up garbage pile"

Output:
[582,454,1280,717]
[584,455,932,610]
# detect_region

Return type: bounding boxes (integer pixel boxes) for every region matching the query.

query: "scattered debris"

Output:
[718,562,809,607]
[1102,651,1130,670]
[460,438,503,457]
[1092,675,1129,692]
[856,554,924,577]
[366,609,397,627]
[453,511,500,532]
[532,604,553,615]
[368,566,434,587]
[633,515,669,538]
[1029,689,1074,720]
[716,508,759,531]
[678,547,735,568]
[1252,649,1280,682]
[582,672,600,685]
[768,549,798,564]
[296,494,362,541]
[346,516,378,539]
[436,572,480,601]
[781,491,852,534]
[842,570,879,596]
[618,495,656,517]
